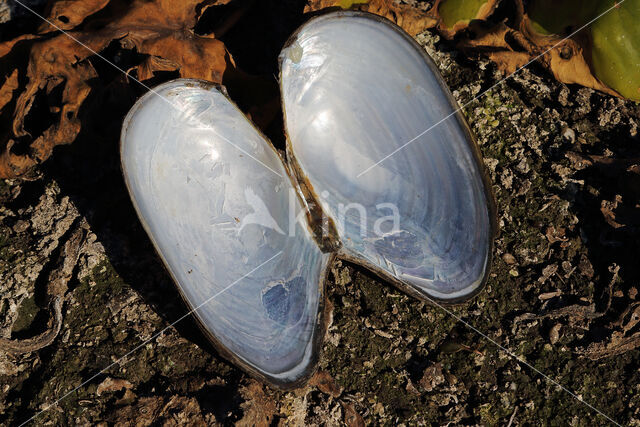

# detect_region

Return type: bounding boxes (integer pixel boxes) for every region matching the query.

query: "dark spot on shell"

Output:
[262,276,306,325]
[374,231,424,268]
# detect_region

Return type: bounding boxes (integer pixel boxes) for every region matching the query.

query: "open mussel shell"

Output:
[121,10,495,389]
[280,11,496,302]
[120,80,331,388]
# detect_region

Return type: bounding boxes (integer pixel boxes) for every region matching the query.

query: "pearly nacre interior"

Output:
[280,12,493,301]
[121,80,328,385]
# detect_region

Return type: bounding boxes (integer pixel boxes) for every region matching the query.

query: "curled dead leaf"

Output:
[304,0,437,36]
[518,14,619,98]
[0,0,235,178]
[38,0,112,32]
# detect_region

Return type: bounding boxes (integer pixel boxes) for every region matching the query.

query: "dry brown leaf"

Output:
[460,22,516,51]
[517,17,618,98]
[0,69,18,111]
[342,402,366,427]
[484,50,530,74]
[38,0,112,32]
[0,34,38,58]
[304,0,437,36]
[309,370,343,397]
[0,0,235,178]
[5,35,96,178]
[453,20,532,73]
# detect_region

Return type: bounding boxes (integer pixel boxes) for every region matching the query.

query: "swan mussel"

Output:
[121,11,495,388]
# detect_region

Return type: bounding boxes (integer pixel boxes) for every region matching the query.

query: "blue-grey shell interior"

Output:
[280,13,492,300]
[120,81,329,383]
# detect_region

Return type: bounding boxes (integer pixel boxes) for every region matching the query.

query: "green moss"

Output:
[10,296,42,335]
[79,260,129,296]
[478,403,500,425]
